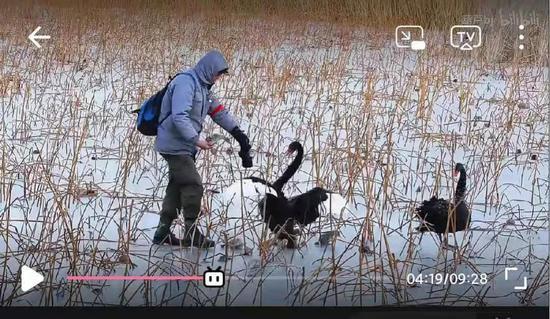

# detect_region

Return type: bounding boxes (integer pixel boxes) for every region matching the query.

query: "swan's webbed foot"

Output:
[274,220,300,249]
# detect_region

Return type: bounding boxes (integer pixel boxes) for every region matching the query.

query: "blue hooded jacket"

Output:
[155,50,238,156]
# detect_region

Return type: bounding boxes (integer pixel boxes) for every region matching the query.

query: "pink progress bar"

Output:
[67,276,203,281]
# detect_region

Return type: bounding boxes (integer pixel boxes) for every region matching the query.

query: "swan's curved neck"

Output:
[454,169,466,203]
[273,144,304,192]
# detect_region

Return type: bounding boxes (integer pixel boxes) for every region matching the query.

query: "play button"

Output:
[21,265,44,292]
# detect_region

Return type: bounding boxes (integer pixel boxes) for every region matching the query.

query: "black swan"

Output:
[247,141,328,248]
[415,163,470,246]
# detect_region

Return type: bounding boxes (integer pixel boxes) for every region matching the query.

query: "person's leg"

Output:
[167,154,214,248]
[153,154,183,245]
[152,175,182,244]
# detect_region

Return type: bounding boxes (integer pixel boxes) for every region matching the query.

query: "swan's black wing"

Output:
[259,193,292,232]
[287,193,322,226]
[415,196,450,233]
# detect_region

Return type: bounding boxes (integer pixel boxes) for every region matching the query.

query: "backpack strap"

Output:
[158,72,197,126]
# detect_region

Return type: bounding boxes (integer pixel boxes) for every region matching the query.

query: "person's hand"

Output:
[230,127,253,167]
[196,138,214,150]
[239,150,253,168]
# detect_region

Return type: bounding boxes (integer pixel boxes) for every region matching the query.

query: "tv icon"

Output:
[450,25,482,51]
[203,266,225,287]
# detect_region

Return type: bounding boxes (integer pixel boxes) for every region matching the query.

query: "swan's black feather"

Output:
[415,163,470,235]
[247,142,328,248]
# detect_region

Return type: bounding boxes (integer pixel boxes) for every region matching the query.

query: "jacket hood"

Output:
[194,50,228,86]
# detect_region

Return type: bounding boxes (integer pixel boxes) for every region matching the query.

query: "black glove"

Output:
[239,150,253,168]
[230,126,253,168]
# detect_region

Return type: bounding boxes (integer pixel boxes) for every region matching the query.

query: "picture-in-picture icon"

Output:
[395,25,426,51]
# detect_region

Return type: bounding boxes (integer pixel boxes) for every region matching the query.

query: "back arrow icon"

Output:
[28,26,51,48]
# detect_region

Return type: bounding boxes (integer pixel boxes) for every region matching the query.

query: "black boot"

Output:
[153,232,183,246]
[183,218,215,248]
[152,221,183,246]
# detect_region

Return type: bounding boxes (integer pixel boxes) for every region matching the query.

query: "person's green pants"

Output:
[153,154,204,241]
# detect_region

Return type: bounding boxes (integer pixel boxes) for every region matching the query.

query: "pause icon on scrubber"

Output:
[203,266,225,287]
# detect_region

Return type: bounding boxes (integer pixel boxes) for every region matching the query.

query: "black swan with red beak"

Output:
[247,141,328,248]
[415,163,470,245]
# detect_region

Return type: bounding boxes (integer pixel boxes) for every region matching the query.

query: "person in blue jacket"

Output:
[153,50,252,248]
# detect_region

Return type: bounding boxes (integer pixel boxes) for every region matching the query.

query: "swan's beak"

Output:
[285,148,294,157]
[453,169,459,177]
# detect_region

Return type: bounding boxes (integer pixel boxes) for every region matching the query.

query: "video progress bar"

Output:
[67,276,203,281]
